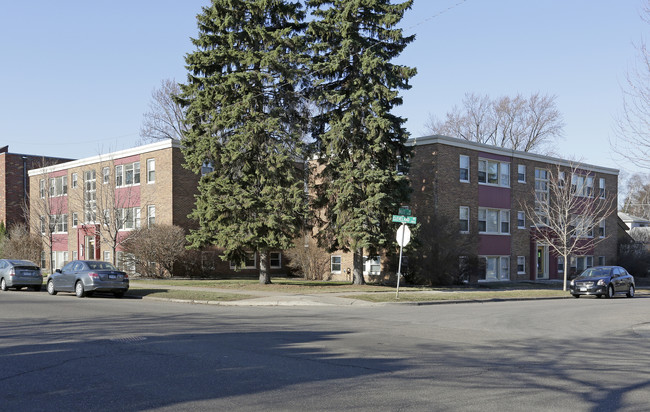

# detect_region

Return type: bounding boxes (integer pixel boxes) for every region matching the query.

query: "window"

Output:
[117,251,136,273]
[147,159,155,183]
[84,170,97,223]
[118,207,141,230]
[39,179,45,198]
[599,220,606,238]
[478,208,510,234]
[571,256,593,272]
[459,206,469,233]
[201,161,215,176]
[331,255,342,273]
[517,164,526,183]
[478,159,510,186]
[115,162,140,187]
[48,176,68,197]
[363,256,381,275]
[517,211,525,229]
[270,252,281,269]
[148,205,156,227]
[571,174,594,197]
[72,212,78,227]
[41,252,46,270]
[572,215,594,238]
[72,251,78,260]
[558,256,564,273]
[230,252,256,269]
[459,155,469,182]
[598,256,606,266]
[599,178,606,199]
[535,169,549,224]
[51,251,68,271]
[103,167,110,184]
[480,256,510,281]
[104,251,111,262]
[50,214,68,233]
[71,173,78,189]
[558,171,566,188]
[40,216,45,234]
[517,256,526,274]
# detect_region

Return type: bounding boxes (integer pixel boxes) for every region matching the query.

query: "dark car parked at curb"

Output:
[47,260,129,298]
[569,266,635,299]
[0,259,43,291]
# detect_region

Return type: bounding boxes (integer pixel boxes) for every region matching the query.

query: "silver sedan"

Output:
[0,259,43,291]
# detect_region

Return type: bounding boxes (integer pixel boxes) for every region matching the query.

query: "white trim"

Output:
[408,135,619,176]
[29,139,179,177]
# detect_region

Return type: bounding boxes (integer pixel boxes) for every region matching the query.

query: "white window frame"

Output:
[72,212,78,227]
[558,256,564,274]
[147,158,155,183]
[115,162,141,187]
[459,206,470,233]
[478,208,510,235]
[517,164,526,183]
[571,255,594,272]
[104,251,111,262]
[517,211,525,229]
[599,178,606,199]
[599,220,606,238]
[39,179,45,198]
[229,252,257,269]
[363,256,381,275]
[478,159,510,187]
[270,252,282,269]
[480,256,510,281]
[102,167,110,184]
[71,173,78,189]
[147,205,156,227]
[459,155,470,183]
[49,176,68,197]
[330,255,342,273]
[118,207,141,231]
[517,256,526,274]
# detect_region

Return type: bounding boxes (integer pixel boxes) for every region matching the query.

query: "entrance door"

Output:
[536,245,548,279]
[85,236,96,260]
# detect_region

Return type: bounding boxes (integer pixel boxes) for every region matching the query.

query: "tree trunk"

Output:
[259,250,271,285]
[562,253,569,292]
[352,248,365,285]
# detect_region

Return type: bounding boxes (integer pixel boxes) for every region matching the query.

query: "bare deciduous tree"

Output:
[0,223,42,264]
[621,172,650,220]
[521,163,616,291]
[140,78,188,142]
[284,233,332,280]
[612,1,650,169]
[426,92,564,153]
[121,224,188,278]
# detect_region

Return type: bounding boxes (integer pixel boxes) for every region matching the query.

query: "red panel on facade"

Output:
[478,235,511,255]
[478,185,510,209]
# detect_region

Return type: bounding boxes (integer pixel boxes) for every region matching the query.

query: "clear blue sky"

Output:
[1,0,647,176]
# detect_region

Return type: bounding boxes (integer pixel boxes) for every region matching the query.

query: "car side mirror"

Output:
[55,269,62,274]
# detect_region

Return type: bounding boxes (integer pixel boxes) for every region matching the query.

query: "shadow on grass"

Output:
[125,288,253,302]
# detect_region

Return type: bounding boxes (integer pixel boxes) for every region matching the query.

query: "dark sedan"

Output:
[569,266,635,298]
[47,260,129,298]
[0,259,43,291]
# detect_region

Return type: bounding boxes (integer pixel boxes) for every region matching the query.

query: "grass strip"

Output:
[127,288,253,302]
[346,289,571,303]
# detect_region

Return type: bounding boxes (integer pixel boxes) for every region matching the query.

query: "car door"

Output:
[59,261,78,291]
[611,267,623,292]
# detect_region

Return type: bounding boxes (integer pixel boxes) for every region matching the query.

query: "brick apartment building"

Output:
[404,135,619,282]
[0,146,73,230]
[27,140,291,277]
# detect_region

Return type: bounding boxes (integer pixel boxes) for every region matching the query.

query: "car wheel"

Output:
[572,294,580,298]
[0,278,7,291]
[627,285,635,298]
[75,281,85,298]
[114,291,125,299]
[31,285,42,292]
[47,280,57,295]
[606,285,615,299]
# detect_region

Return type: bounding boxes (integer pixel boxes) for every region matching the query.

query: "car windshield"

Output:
[580,267,611,278]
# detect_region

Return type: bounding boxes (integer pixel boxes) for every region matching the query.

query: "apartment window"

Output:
[480,256,510,281]
[572,215,594,238]
[558,256,564,273]
[558,171,566,188]
[270,252,281,269]
[147,205,156,227]
[39,216,45,234]
[478,208,510,234]
[117,251,136,273]
[517,211,525,229]
[571,256,593,272]
[104,251,111,262]
[571,174,594,197]
[201,161,215,176]
[84,170,97,223]
[39,179,45,198]
[51,214,68,233]
[535,169,549,224]
[71,173,78,189]
[230,252,256,269]
[49,176,68,197]
[599,220,606,238]
[363,256,381,275]
[598,256,606,266]
[478,159,510,187]
[41,252,47,270]
[331,255,342,273]
[72,212,78,227]
[599,178,606,199]
[459,155,470,182]
[517,164,526,183]
[115,162,140,187]
[517,256,526,274]
[72,251,78,260]
[146,158,156,183]
[102,167,110,184]
[459,206,470,233]
[118,207,141,230]
[51,251,69,271]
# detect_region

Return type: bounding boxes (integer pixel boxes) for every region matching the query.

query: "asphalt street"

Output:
[1,291,649,411]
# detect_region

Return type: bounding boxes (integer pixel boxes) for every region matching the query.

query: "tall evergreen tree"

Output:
[307,0,416,284]
[178,0,309,284]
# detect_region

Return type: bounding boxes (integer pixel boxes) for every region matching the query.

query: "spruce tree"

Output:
[178,0,309,284]
[307,0,416,284]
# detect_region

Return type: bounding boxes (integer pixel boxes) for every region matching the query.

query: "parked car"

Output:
[569,266,635,298]
[47,260,129,298]
[0,259,43,291]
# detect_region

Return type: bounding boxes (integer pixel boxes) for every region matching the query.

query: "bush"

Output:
[0,224,42,264]
[121,225,187,278]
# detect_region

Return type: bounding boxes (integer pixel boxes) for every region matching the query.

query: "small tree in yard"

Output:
[121,225,187,278]
[285,233,332,280]
[1,224,42,264]
[522,163,616,291]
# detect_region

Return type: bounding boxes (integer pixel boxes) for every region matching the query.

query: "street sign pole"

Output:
[396,223,405,299]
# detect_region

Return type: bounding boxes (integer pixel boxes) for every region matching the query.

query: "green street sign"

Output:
[398,207,411,216]
[392,215,417,224]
